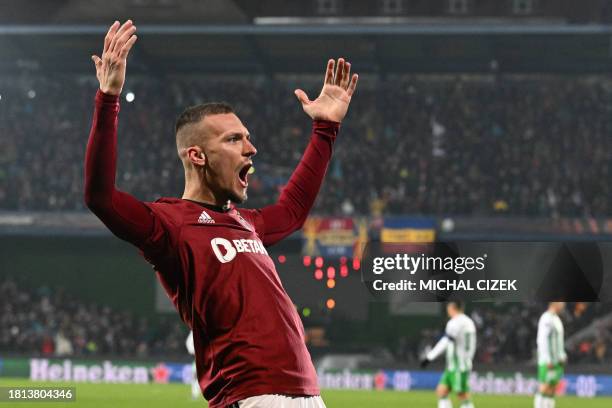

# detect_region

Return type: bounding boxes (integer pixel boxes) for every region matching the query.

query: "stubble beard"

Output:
[227,188,247,205]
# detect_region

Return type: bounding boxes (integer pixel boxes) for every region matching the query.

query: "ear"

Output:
[187,146,206,167]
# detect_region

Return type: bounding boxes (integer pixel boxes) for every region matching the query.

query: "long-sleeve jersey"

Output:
[84,90,339,408]
[426,313,477,372]
[537,311,566,365]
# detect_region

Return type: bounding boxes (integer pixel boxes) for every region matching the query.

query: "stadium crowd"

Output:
[0,278,187,357]
[573,311,612,364]
[1,74,611,217]
[3,275,611,364]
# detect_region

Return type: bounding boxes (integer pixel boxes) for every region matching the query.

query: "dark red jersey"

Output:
[84,91,339,407]
[140,199,319,406]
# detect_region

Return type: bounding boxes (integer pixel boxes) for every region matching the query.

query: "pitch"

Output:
[1,378,611,408]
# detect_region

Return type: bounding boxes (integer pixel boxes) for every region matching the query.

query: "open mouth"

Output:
[238,163,251,188]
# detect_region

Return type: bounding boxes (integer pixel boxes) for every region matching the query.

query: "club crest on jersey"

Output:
[211,237,268,263]
[197,210,215,224]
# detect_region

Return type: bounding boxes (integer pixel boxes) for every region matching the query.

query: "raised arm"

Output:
[84,20,153,246]
[258,58,358,246]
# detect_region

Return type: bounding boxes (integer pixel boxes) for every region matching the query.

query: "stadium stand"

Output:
[3,275,610,365]
[0,278,187,357]
[2,74,611,217]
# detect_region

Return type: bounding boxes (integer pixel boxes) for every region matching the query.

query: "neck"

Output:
[182,167,228,208]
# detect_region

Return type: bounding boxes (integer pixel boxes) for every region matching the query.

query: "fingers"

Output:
[294,89,311,105]
[113,25,136,56]
[91,55,102,69]
[326,57,353,88]
[324,59,335,85]
[109,20,134,55]
[334,58,345,86]
[103,21,120,55]
[119,35,138,59]
[347,74,359,97]
[340,62,351,89]
[110,20,133,52]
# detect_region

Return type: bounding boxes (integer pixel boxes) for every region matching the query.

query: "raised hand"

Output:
[91,20,137,96]
[294,58,359,122]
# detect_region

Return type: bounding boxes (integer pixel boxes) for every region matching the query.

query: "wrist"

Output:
[96,89,120,104]
[99,86,121,96]
[313,119,341,128]
[312,119,340,141]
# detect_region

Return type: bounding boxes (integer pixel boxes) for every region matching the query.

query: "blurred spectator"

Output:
[4,276,612,363]
[0,278,187,357]
[54,330,73,356]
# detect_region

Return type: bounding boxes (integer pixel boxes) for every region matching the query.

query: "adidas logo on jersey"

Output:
[197,210,215,224]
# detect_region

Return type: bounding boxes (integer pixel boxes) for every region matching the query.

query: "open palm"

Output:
[295,58,359,122]
[91,20,137,96]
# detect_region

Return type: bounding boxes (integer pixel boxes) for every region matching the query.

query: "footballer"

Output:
[84,20,358,408]
[421,301,477,408]
[535,302,567,408]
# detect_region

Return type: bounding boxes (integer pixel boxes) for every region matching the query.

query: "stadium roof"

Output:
[0,0,248,24]
[2,23,612,74]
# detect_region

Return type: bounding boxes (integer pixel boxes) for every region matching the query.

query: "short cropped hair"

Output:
[175,102,234,135]
[448,300,465,311]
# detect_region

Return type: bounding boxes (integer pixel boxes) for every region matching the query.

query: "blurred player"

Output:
[421,301,476,408]
[534,302,566,408]
[84,20,358,408]
[185,331,200,400]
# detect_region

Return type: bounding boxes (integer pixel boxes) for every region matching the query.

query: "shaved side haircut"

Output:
[175,102,235,151]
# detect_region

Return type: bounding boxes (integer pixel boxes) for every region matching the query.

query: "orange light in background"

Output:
[340,265,349,277]
[314,269,324,280]
[326,298,336,309]
[352,258,361,271]
[278,255,286,264]
[315,256,324,268]
[326,266,335,279]
[303,256,311,267]
[326,279,335,288]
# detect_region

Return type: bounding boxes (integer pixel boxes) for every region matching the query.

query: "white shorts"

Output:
[236,394,326,408]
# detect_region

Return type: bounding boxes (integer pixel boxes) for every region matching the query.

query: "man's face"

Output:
[446,303,455,318]
[552,302,566,314]
[200,113,257,204]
